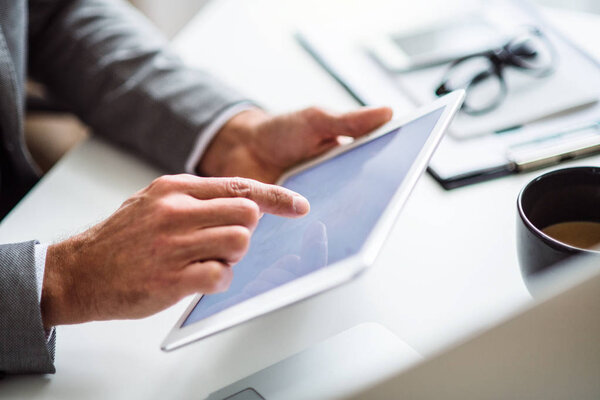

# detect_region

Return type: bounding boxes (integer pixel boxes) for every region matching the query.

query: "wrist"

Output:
[198,108,269,176]
[41,235,87,328]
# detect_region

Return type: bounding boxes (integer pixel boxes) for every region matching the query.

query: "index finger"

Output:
[183,176,310,218]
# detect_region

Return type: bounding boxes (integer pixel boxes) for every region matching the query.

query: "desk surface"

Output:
[1,1,599,398]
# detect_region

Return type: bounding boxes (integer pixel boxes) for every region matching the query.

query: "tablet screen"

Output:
[183,107,445,326]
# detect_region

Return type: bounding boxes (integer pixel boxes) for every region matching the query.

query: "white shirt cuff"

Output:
[184,102,258,174]
[34,243,49,303]
[35,242,55,341]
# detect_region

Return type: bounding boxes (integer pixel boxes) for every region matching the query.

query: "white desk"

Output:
[1,1,599,398]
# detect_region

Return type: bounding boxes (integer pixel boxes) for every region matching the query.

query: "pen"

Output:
[507,120,600,172]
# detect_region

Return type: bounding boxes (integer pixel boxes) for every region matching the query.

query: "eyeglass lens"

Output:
[444,56,505,114]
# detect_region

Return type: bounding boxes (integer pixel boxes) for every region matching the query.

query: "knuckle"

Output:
[149,174,192,192]
[304,106,329,127]
[152,175,175,187]
[226,226,251,261]
[305,106,324,118]
[236,198,260,224]
[230,226,251,249]
[157,198,178,216]
[148,175,176,195]
[226,177,252,198]
[155,195,186,220]
[205,262,231,293]
[207,263,223,285]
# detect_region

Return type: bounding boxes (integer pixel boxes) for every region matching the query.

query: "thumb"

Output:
[329,106,393,138]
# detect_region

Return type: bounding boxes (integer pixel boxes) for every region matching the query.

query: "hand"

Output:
[199,106,393,182]
[40,175,309,328]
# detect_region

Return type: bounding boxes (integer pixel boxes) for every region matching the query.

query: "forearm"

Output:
[28,0,249,173]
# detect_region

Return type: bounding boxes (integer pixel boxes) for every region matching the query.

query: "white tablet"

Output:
[162,90,464,351]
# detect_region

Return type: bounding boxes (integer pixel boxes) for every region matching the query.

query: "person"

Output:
[0,0,392,375]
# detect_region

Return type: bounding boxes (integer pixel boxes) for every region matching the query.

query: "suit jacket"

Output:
[0,0,247,374]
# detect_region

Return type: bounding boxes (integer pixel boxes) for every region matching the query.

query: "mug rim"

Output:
[517,166,600,254]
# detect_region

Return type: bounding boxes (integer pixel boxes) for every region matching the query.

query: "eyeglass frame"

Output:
[435,26,557,116]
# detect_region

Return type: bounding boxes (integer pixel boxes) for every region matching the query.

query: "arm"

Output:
[0,176,309,375]
[27,0,394,181]
[0,242,55,374]
[27,0,248,173]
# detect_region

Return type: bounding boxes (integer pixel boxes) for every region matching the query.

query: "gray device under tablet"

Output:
[162,91,465,351]
[209,254,600,400]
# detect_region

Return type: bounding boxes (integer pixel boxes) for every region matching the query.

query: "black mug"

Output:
[517,166,600,285]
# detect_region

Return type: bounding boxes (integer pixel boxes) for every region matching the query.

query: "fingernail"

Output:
[292,195,310,215]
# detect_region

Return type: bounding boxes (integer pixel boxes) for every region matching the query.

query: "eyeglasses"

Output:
[435,27,557,116]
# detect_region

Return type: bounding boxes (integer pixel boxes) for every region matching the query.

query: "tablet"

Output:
[162,91,464,351]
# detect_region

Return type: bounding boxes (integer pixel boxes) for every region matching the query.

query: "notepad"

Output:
[296,0,600,189]
[397,31,600,139]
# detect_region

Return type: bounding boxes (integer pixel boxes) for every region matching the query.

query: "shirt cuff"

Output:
[34,242,55,341]
[34,243,49,303]
[184,102,258,174]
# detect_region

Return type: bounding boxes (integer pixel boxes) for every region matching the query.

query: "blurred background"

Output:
[131,0,599,38]
[25,0,600,173]
[536,0,600,13]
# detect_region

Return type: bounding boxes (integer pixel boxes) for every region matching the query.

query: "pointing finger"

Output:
[179,176,310,218]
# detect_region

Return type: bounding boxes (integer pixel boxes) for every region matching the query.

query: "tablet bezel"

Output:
[161,90,464,351]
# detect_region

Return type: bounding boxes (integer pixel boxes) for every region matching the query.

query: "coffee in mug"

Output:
[516,166,600,286]
[541,221,600,250]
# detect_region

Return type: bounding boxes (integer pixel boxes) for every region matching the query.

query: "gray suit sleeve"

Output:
[27,0,250,173]
[0,241,55,375]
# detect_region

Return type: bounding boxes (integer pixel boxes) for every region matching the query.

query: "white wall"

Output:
[533,0,600,13]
